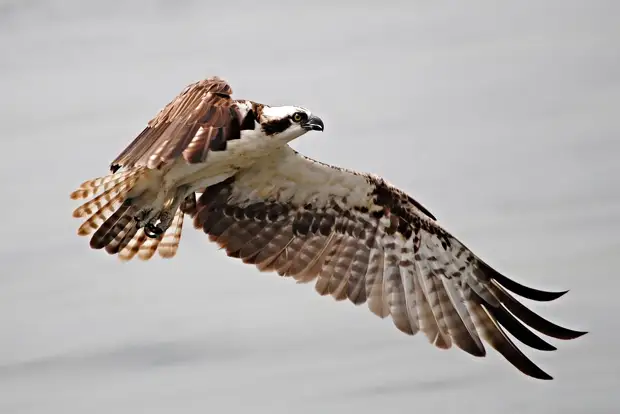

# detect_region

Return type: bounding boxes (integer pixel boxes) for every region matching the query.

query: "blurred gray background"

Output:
[1,0,618,413]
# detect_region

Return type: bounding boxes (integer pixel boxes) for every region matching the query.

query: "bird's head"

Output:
[258,105,324,142]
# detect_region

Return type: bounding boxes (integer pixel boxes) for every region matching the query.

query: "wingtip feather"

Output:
[491,282,587,341]
[481,262,569,302]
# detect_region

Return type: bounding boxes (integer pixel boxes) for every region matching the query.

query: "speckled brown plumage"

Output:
[70,169,192,260]
[69,74,586,381]
[109,76,263,171]
[183,148,586,380]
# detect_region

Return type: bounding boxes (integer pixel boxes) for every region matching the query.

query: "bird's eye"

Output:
[291,112,306,123]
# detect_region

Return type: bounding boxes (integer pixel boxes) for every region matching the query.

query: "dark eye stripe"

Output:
[262,118,292,135]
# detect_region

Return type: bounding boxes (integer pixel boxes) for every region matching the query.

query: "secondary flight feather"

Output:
[70,75,586,380]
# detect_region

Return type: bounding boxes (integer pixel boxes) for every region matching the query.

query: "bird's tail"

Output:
[70,167,187,260]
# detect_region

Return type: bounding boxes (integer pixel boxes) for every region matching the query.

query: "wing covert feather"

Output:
[189,147,586,380]
[110,77,248,171]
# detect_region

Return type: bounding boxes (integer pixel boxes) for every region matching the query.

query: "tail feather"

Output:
[83,204,187,261]
[138,233,163,260]
[158,208,185,258]
[116,223,140,254]
[73,167,144,237]
[70,168,143,200]
[105,215,138,255]
[72,176,139,218]
[77,193,126,236]
[119,229,149,261]
[83,204,184,261]
[72,168,190,261]
[117,210,185,261]
[90,202,132,249]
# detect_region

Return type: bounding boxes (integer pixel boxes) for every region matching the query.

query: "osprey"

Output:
[70,76,585,380]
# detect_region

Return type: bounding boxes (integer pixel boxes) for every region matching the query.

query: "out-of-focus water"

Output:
[1,1,618,412]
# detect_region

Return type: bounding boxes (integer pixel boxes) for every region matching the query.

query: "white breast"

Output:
[232,146,374,209]
[162,128,285,192]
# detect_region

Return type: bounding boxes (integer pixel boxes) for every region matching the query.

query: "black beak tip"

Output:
[304,115,324,132]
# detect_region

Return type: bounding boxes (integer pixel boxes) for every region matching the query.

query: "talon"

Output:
[144,223,163,238]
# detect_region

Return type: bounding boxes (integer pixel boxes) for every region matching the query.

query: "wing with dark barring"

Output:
[110,76,245,171]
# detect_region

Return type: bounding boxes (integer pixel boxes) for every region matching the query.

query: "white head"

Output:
[258,105,324,142]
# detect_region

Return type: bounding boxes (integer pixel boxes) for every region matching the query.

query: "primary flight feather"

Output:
[70,75,586,380]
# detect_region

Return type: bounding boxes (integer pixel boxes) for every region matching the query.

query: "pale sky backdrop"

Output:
[1,1,618,413]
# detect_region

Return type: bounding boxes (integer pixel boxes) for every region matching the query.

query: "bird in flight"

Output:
[70,76,586,380]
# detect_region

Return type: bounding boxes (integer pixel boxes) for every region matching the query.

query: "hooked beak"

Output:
[302,115,324,132]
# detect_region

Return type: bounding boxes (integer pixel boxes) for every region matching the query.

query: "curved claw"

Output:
[144,223,164,238]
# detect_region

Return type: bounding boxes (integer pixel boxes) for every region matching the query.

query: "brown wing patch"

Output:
[187,164,586,380]
[110,76,249,171]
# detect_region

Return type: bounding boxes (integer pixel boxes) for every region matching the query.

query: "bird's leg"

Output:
[134,207,154,229]
[128,189,161,230]
[144,185,189,238]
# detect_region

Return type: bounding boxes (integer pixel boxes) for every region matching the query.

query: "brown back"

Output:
[110,76,248,171]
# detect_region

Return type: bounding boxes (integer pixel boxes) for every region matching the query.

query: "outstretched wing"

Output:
[110,76,247,171]
[189,146,586,380]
